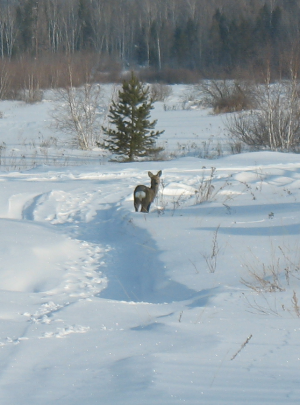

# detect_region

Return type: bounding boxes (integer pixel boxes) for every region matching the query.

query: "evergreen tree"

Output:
[172,25,188,67]
[16,0,37,54]
[77,0,94,50]
[103,73,164,161]
[135,26,148,66]
[208,9,230,67]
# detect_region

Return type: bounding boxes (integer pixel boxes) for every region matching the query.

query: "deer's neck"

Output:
[151,183,159,196]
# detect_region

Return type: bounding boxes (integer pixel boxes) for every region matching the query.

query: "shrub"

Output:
[0,53,122,102]
[226,76,300,151]
[52,78,106,150]
[150,83,172,102]
[197,80,256,114]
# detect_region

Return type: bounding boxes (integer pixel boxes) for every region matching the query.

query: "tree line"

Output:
[1,0,300,80]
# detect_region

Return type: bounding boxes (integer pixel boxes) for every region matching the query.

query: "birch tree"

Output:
[52,67,106,149]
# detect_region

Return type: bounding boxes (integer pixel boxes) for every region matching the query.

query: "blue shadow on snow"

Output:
[77,205,200,304]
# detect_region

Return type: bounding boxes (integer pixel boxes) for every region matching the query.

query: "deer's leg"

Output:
[141,202,151,213]
[134,199,140,212]
[141,204,148,213]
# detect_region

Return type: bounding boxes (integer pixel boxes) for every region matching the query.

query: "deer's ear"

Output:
[148,171,154,178]
[157,170,162,177]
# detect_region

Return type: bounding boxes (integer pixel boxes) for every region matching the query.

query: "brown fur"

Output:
[134,171,162,213]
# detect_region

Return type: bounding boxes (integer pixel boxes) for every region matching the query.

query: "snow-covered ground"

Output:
[0,86,299,404]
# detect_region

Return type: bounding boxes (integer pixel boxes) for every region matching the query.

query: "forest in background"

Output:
[0,0,300,91]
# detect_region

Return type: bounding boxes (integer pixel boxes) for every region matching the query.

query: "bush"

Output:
[197,80,257,114]
[0,53,122,102]
[52,79,106,150]
[226,77,300,151]
[150,83,172,102]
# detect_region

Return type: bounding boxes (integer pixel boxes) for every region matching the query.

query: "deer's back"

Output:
[134,184,149,193]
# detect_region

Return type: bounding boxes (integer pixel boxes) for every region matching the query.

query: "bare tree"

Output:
[44,0,63,53]
[0,2,17,59]
[52,67,106,150]
[226,66,300,151]
[197,80,257,113]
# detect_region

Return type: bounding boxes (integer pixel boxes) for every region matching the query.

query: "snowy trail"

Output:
[0,156,300,403]
[2,85,300,404]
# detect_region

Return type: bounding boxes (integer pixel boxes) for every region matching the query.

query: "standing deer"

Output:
[134,170,162,213]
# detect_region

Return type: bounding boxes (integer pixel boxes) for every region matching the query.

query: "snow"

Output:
[0,85,299,404]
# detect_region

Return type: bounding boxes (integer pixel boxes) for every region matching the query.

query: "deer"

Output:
[134,170,162,213]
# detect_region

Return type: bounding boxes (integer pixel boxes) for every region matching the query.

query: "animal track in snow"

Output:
[23,301,64,325]
[0,324,90,346]
[18,240,108,342]
[0,182,111,344]
[41,324,90,339]
[23,189,102,224]
[62,242,108,298]
[19,299,91,342]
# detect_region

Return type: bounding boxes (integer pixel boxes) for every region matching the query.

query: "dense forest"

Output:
[1,0,300,85]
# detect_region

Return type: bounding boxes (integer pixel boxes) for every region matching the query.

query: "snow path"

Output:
[2,85,300,403]
[0,154,299,403]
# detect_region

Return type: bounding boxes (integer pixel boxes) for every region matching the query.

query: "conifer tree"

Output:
[103,72,164,161]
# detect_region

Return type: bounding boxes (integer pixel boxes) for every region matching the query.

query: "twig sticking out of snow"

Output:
[231,334,253,360]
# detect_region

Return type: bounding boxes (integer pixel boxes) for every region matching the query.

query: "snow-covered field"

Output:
[0,86,300,404]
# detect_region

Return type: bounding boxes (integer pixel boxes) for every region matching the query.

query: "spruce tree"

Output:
[103,72,164,161]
